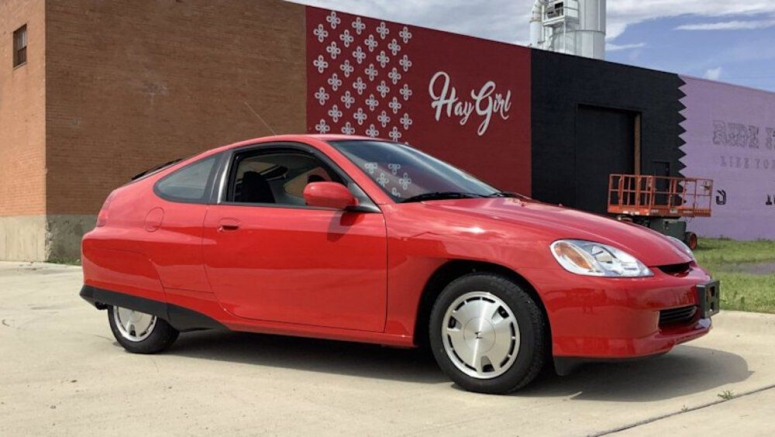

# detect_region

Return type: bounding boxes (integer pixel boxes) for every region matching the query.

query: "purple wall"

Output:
[680,76,775,240]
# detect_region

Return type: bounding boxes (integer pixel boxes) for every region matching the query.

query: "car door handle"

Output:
[218,219,240,232]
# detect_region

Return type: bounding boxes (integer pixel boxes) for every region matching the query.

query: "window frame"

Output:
[216,142,380,212]
[13,25,27,68]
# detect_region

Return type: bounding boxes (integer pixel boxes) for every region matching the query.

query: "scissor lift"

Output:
[607,174,714,249]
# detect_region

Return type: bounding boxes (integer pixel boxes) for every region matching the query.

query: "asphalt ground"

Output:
[1,262,774,436]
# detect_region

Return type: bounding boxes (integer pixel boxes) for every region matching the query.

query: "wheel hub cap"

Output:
[114,306,157,342]
[442,292,520,379]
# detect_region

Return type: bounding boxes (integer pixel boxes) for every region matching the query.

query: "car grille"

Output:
[658,262,691,276]
[659,305,697,327]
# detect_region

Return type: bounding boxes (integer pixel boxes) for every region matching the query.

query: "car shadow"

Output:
[518,345,753,402]
[170,330,447,385]
[168,331,752,401]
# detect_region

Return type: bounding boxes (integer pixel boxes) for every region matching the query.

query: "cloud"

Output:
[288,0,775,44]
[676,20,775,31]
[704,67,723,81]
[606,42,646,52]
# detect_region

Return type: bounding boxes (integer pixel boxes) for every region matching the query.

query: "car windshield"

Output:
[329,140,506,203]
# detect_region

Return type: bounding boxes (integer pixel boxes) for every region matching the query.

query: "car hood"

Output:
[417,198,692,267]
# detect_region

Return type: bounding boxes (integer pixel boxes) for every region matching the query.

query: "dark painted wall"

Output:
[531,50,686,212]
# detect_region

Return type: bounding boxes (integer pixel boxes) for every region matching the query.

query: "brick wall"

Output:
[0,0,46,217]
[45,0,308,215]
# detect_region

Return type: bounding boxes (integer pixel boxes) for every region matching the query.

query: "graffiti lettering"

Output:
[428,71,513,136]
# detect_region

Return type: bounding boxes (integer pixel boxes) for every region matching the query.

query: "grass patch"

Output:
[694,238,775,314]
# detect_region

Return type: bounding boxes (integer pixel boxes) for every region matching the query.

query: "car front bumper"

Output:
[523,264,718,362]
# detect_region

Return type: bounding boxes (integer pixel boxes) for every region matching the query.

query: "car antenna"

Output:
[244,101,277,135]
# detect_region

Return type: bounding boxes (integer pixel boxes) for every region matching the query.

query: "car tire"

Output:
[107,305,179,354]
[429,273,547,394]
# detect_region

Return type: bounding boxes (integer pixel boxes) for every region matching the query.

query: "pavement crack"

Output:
[589,383,775,437]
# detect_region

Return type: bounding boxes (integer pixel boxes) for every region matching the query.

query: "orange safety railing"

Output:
[607,174,714,218]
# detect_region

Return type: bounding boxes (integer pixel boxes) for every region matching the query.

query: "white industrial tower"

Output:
[529,0,607,60]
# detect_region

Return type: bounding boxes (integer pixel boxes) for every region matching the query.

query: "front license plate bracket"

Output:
[697,280,721,318]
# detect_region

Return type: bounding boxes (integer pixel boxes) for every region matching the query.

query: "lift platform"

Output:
[607,174,714,249]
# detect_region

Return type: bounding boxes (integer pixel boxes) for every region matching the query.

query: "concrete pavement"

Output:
[1,262,774,436]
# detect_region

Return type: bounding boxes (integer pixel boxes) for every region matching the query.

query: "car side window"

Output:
[228,150,345,206]
[155,156,218,203]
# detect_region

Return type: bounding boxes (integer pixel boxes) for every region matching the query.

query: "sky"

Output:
[289,0,775,92]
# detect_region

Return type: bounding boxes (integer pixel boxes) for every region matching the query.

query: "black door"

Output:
[575,105,636,214]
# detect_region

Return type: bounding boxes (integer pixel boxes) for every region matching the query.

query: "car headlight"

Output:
[667,236,695,261]
[550,240,653,277]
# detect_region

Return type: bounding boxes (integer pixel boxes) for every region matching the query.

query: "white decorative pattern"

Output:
[376,22,390,39]
[389,97,402,114]
[377,110,391,128]
[400,84,413,101]
[352,17,366,35]
[365,35,378,52]
[399,55,413,73]
[388,68,402,85]
[313,55,329,74]
[314,24,329,43]
[340,29,354,48]
[353,77,367,95]
[366,94,380,111]
[315,119,330,134]
[314,87,330,105]
[399,172,412,189]
[400,113,413,130]
[340,60,354,78]
[376,80,390,98]
[309,12,414,143]
[389,126,402,141]
[352,46,367,64]
[388,39,402,56]
[328,105,343,122]
[326,41,342,59]
[354,108,368,125]
[341,121,356,135]
[341,90,355,109]
[327,11,341,29]
[377,51,390,68]
[400,26,413,44]
[327,73,343,91]
[365,63,379,81]
[388,163,401,175]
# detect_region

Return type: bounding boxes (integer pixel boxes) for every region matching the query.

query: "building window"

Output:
[13,25,27,67]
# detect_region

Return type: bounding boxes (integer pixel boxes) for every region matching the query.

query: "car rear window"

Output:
[155,156,218,203]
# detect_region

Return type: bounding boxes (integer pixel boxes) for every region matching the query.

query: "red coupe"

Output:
[81,134,720,394]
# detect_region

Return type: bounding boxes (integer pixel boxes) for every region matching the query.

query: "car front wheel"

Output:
[429,273,547,394]
[107,305,179,354]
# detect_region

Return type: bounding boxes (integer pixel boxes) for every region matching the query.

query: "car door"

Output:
[202,144,388,332]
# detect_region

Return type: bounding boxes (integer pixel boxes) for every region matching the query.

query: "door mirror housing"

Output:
[303,182,358,210]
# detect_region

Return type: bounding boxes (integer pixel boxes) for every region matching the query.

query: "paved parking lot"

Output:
[1,262,774,436]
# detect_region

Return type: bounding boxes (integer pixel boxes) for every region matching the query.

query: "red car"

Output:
[81,134,720,394]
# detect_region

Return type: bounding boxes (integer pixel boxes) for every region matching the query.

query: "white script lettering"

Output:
[428,71,513,136]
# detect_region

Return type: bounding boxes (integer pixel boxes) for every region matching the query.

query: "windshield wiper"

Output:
[401,192,486,203]
[488,191,531,200]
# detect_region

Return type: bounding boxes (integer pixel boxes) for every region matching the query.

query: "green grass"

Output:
[694,238,775,314]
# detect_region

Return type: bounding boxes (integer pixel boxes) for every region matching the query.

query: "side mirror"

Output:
[303,182,358,210]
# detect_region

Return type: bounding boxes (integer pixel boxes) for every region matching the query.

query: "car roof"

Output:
[202,134,381,156]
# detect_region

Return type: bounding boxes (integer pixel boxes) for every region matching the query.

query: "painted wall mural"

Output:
[306,8,532,194]
[680,76,775,240]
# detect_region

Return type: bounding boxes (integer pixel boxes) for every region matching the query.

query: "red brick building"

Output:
[1,0,308,260]
[3,0,770,261]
